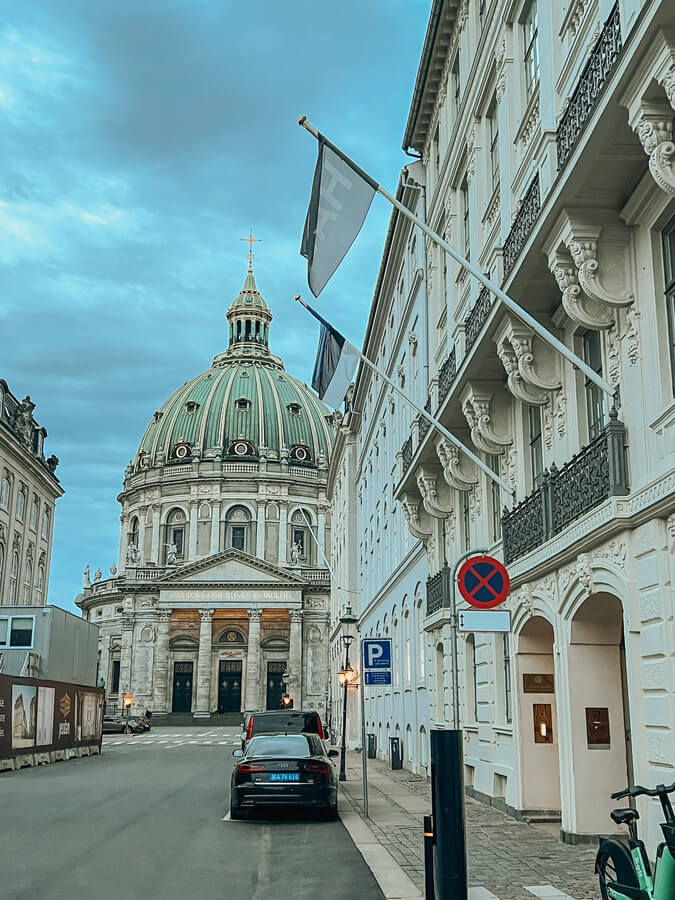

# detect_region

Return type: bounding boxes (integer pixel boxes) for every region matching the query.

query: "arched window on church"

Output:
[225,505,251,553]
[165,508,186,563]
[290,508,312,565]
[129,516,139,547]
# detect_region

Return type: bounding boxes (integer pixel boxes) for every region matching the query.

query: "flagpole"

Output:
[298,116,616,401]
[295,295,514,497]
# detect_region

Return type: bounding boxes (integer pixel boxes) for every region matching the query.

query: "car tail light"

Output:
[303,762,331,775]
[246,717,254,741]
[238,763,265,775]
[316,719,325,740]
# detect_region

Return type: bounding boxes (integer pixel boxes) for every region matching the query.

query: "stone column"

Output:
[118,514,128,574]
[119,617,134,711]
[188,501,198,561]
[244,609,262,711]
[256,504,266,558]
[288,610,303,707]
[210,502,221,555]
[194,609,214,718]
[137,507,147,564]
[317,510,326,558]
[152,610,171,714]
[278,504,288,565]
[150,505,161,564]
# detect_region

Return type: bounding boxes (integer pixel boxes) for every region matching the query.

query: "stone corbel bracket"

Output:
[416,467,454,518]
[494,317,560,405]
[435,437,478,491]
[461,385,512,455]
[547,248,613,330]
[620,30,675,197]
[565,225,633,309]
[400,492,433,542]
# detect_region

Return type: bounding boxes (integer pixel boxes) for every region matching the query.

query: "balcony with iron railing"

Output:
[503,173,541,280]
[464,286,492,353]
[501,411,628,564]
[401,435,414,476]
[556,2,622,171]
[426,565,452,617]
[437,347,457,408]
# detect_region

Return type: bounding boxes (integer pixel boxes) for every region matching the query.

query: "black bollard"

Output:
[430,729,467,900]
[423,814,436,900]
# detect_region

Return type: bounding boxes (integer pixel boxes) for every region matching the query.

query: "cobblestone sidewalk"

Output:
[341,752,600,900]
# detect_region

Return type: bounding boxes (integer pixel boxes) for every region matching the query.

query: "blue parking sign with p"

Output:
[363,639,391,669]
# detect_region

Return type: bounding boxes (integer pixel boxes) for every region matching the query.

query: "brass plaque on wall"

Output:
[533,703,553,743]
[523,673,555,693]
[586,707,610,748]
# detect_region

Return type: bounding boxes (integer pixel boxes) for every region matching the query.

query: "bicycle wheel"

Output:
[596,850,619,900]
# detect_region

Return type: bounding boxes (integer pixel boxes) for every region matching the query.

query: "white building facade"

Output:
[332,0,675,850]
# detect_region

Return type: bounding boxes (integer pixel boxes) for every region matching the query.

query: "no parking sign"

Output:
[457,555,510,609]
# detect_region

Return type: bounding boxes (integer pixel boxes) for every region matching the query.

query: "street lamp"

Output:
[338,603,358,782]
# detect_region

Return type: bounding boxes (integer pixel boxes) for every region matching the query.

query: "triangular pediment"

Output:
[155,549,306,586]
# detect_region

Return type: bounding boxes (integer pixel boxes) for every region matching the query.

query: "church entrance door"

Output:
[266,661,286,710]
[218,660,242,713]
[172,661,193,713]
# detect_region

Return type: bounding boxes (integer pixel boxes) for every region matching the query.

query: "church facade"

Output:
[76,264,333,720]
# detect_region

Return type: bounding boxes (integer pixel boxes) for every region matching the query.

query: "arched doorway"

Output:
[516,616,561,814]
[567,593,631,836]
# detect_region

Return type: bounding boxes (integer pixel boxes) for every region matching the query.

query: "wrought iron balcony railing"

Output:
[502,411,628,563]
[401,435,413,475]
[502,174,540,279]
[419,399,432,441]
[556,3,622,171]
[438,347,457,407]
[426,565,452,616]
[464,286,492,352]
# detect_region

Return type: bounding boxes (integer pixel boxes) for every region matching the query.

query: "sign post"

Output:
[362,638,392,818]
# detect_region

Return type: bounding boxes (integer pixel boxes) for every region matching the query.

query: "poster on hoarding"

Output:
[36,687,55,747]
[12,684,37,750]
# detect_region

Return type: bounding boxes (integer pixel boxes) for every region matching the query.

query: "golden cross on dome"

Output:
[240,228,261,273]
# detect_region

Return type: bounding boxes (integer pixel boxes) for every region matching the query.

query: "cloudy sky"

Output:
[1,0,431,612]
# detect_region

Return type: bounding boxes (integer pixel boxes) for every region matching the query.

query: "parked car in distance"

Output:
[230,733,339,820]
[102,715,126,734]
[124,716,146,735]
[240,710,325,750]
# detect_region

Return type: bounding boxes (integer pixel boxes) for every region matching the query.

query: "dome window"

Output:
[173,442,192,460]
[290,444,311,462]
[185,401,200,415]
[236,397,251,412]
[287,403,302,417]
[228,439,255,457]
[153,410,163,424]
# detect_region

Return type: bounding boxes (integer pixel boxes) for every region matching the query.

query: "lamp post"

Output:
[338,604,358,782]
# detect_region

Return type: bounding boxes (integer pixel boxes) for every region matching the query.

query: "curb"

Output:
[338,791,423,900]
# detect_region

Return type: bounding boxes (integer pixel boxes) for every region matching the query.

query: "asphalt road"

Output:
[0,727,385,900]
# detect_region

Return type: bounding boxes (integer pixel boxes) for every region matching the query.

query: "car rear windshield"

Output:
[251,713,320,735]
[246,735,324,758]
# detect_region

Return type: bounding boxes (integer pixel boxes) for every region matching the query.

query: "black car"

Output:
[102,715,126,734]
[240,710,326,750]
[230,733,339,821]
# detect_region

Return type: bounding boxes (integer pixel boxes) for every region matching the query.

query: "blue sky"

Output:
[0,0,431,612]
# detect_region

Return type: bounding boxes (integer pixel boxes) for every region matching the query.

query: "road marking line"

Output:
[202,741,213,744]
[525,888,577,899]
[218,741,229,745]
[470,889,502,900]
[141,741,154,744]
[157,740,168,743]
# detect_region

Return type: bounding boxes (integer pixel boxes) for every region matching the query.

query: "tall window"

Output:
[488,99,499,192]
[111,659,121,694]
[0,542,4,595]
[502,634,512,723]
[433,126,440,177]
[528,405,544,488]
[405,610,412,682]
[661,216,675,394]
[417,600,426,678]
[9,551,19,604]
[34,565,44,605]
[292,527,306,560]
[41,507,50,540]
[166,508,186,561]
[29,497,39,531]
[452,55,460,113]
[583,330,606,439]
[466,635,478,722]
[461,178,470,261]
[23,559,32,605]
[0,474,10,510]
[226,505,251,553]
[523,0,539,98]
[16,488,26,522]
[129,516,139,547]
[487,453,502,544]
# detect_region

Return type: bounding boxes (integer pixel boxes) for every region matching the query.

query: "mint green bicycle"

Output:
[595,781,675,900]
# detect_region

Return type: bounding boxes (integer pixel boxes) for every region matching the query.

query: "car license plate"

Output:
[269,772,299,782]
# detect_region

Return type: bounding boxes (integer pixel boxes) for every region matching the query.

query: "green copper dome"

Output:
[135,267,333,467]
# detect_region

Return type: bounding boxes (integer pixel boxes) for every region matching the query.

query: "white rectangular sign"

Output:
[457,609,511,633]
